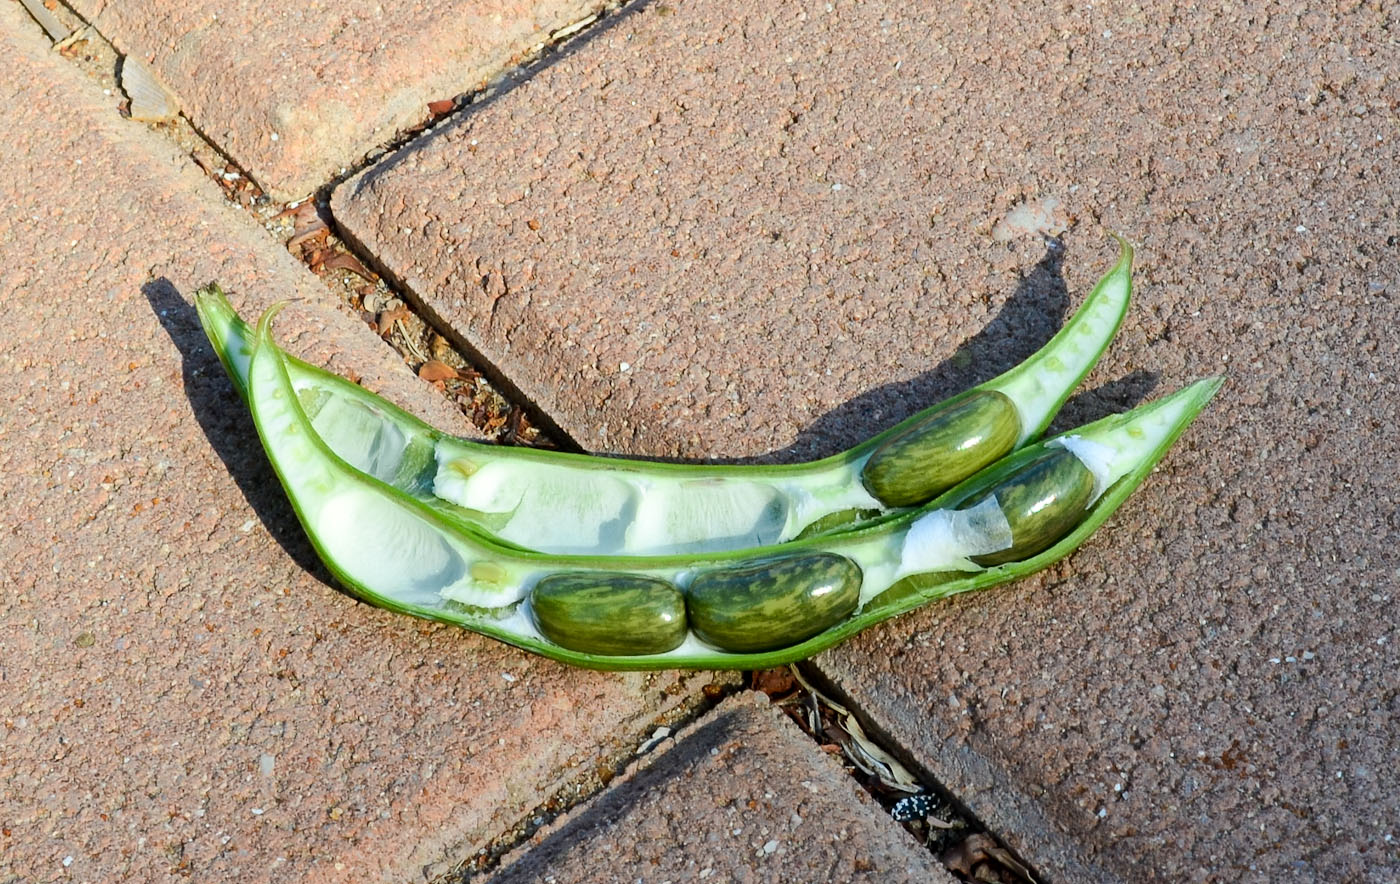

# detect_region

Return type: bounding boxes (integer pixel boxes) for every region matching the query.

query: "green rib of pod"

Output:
[242,299,1221,670]
[196,238,1133,557]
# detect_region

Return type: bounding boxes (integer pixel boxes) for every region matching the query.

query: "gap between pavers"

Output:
[62,0,614,201]
[485,690,956,884]
[330,0,1400,880]
[0,7,729,882]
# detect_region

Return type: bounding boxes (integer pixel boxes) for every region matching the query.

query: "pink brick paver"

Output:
[68,0,608,200]
[0,8,719,881]
[334,0,1399,879]
[488,691,955,884]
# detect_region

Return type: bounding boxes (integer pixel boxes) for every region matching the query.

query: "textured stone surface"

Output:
[489,691,954,884]
[69,0,608,199]
[0,9,716,882]
[333,0,1110,462]
[336,0,1399,880]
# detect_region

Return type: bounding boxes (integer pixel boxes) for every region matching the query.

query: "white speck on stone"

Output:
[259,753,275,776]
[699,869,713,879]
[762,839,779,855]
[501,672,516,682]
[1269,657,1281,664]
[63,857,73,867]
[1097,808,1107,818]
[1303,651,1316,660]
[1103,29,1112,37]
[831,183,843,191]
[619,362,630,372]
[1295,224,1307,233]
[251,807,265,815]
[239,519,257,533]
[270,132,279,141]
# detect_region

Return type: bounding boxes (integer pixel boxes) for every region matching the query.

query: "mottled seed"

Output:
[861,390,1021,507]
[687,553,861,653]
[794,506,883,540]
[958,447,1096,566]
[530,573,687,656]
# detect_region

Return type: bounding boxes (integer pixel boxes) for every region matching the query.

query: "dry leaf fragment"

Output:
[751,668,797,699]
[320,252,376,281]
[427,98,455,116]
[377,306,410,339]
[418,360,458,382]
[942,834,1037,883]
[121,57,180,122]
[288,220,329,250]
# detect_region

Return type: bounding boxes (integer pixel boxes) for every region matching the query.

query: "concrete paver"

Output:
[488,690,955,884]
[334,0,1102,462]
[334,0,1400,879]
[0,8,720,882]
[66,0,609,200]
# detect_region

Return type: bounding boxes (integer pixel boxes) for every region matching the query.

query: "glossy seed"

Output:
[959,447,1096,566]
[793,506,884,540]
[686,553,861,653]
[861,390,1021,507]
[529,573,687,656]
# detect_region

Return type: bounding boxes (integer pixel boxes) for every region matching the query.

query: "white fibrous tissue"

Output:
[1050,435,1119,503]
[900,496,1013,574]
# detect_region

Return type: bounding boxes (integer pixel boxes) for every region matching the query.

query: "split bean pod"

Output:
[225,300,1220,670]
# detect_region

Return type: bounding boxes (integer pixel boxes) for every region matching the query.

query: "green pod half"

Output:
[686,553,862,653]
[861,390,1021,507]
[529,573,687,656]
[196,237,1134,558]
[955,447,1097,566]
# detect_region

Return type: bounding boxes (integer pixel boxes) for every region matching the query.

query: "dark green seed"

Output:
[686,553,861,653]
[530,573,687,656]
[861,390,1021,507]
[794,507,884,540]
[962,448,1096,566]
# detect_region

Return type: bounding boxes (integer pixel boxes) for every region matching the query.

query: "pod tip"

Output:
[253,301,290,343]
[1109,232,1136,269]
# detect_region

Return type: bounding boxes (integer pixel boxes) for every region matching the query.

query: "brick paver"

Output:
[333,0,1400,879]
[488,691,955,884]
[67,0,609,200]
[334,0,1103,462]
[0,8,720,881]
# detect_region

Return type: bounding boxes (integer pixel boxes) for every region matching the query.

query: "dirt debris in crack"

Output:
[35,0,553,446]
[267,195,552,446]
[759,665,1038,884]
[326,0,629,197]
[435,674,740,884]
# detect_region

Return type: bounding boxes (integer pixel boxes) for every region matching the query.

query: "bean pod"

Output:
[237,300,1221,670]
[196,239,1135,558]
